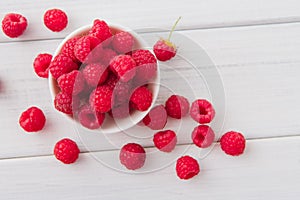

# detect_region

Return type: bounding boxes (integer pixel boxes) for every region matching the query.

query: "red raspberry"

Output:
[110,55,136,82]
[19,106,46,132]
[119,143,146,170]
[143,105,167,130]
[89,85,114,113]
[54,92,79,115]
[89,19,112,43]
[165,95,190,119]
[77,105,105,130]
[106,75,131,105]
[192,125,215,148]
[153,40,176,61]
[1,13,27,38]
[82,63,108,87]
[109,104,130,119]
[153,130,177,152]
[57,70,85,95]
[130,86,152,111]
[49,54,78,79]
[220,131,246,156]
[100,48,117,67]
[176,156,200,180]
[43,9,68,32]
[132,49,157,84]
[54,138,80,164]
[190,99,215,124]
[61,37,79,62]
[33,53,52,78]
[112,31,135,54]
[74,35,101,63]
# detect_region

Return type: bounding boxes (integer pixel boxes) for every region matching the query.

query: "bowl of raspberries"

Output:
[49,19,160,133]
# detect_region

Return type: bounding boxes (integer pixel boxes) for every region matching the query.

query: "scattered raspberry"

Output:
[89,19,112,43]
[49,54,78,79]
[220,131,246,156]
[43,9,68,32]
[19,106,46,132]
[100,48,117,67]
[192,125,215,148]
[61,37,79,62]
[119,143,146,170]
[77,105,105,130]
[132,49,157,84]
[143,105,167,130]
[89,85,114,113]
[190,99,215,124]
[165,95,189,119]
[82,63,108,87]
[57,70,85,95]
[33,53,52,78]
[112,31,135,54]
[54,138,80,164]
[1,13,27,38]
[54,92,79,114]
[176,156,200,180]
[130,86,152,111]
[110,55,136,82]
[74,35,101,63]
[153,130,177,152]
[109,104,130,119]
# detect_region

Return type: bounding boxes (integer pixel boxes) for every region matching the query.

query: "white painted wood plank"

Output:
[1,23,300,159]
[0,136,299,199]
[1,0,300,42]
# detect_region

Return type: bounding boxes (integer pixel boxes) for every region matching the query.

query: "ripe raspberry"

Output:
[153,130,177,152]
[100,48,117,67]
[89,19,112,43]
[89,85,114,113]
[143,105,167,130]
[1,13,27,38]
[61,37,79,62]
[176,156,200,180]
[153,40,176,61]
[54,138,80,164]
[112,31,135,54]
[77,105,105,130]
[132,49,157,84]
[33,53,52,78]
[74,35,101,63]
[109,104,130,119]
[165,95,190,119]
[54,92,79,115]
[82,63,108,87]
[119,143,146,170]
[110,55,136,82]
[190,99,215,124]
[192,125,215,148]
[220,131,246,156]
[49,54,78,79]
[130,86,152,111]
[43,9,68,32]
[57,70,85,95]
[106,75,131,105]
[19,106,46,132]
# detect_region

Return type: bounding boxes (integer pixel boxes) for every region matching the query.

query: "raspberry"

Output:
[130,86,152,111]
[43,9,68,32]
[176,156,200,180]
[153,130,177,152]
[165,95,189,119]
[190,99,215,124]
[220,131,246,156]
[110,55,136,82]
[57,70,85,95]
[132,49,157,84]
[61,37,79,62]
[100,48,117,67]
[143,105,167,130]
[112,31,135,54]
[89,19,112,43]
[77,105,105,130]
[54,92,79,115]
[49,54,78,79]
[106,76,131,106]
[109,104,130,119]
[74,35,101,63]
[119,143,146,170]
[1,13,27,38]
[19,106,46,132]
[54,138,80,164]
[33,53,52,78]
[89,85,114,113]
[153,40,176,61]
[82,63,108,87]
[192,125,215,148]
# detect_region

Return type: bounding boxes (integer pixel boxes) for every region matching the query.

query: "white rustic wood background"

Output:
[1,0,300,199]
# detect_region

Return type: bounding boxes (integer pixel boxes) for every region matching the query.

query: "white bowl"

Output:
[49,24,160,134]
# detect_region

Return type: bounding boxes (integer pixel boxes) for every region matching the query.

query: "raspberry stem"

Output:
[167,16,182,42]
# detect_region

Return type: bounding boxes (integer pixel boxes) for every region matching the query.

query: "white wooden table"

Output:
[1,0,300,199]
